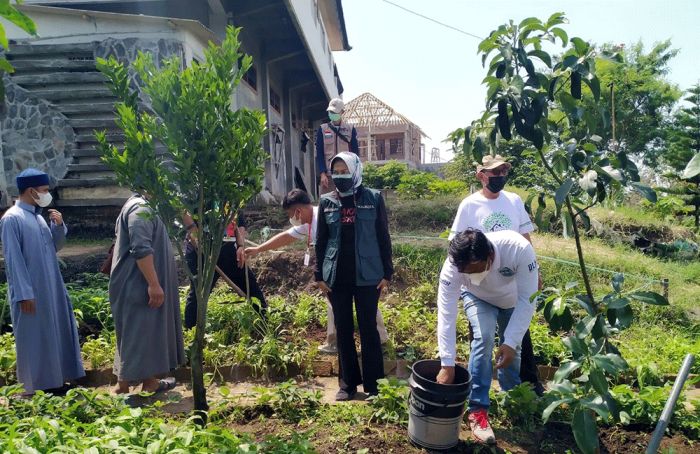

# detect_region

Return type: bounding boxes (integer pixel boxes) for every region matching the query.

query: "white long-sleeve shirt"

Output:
[437,230,539,367]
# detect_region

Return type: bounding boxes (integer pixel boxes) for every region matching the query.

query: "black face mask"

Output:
[332,175,354,194]
[486,175,507,193]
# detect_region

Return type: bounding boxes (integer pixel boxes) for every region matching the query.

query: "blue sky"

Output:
[333,0,700,162]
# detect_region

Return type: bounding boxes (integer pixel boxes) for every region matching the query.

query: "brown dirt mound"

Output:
[250,250,318,294]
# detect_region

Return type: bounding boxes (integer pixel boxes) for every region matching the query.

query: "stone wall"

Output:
[94,37,185,106]
[0,80,75,205]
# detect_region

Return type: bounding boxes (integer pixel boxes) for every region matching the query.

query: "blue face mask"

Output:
[332,174,354,195]
[328,112,341,122]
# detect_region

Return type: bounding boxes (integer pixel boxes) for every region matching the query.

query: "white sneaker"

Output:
[318,343,337,354]
[468,409,496,444]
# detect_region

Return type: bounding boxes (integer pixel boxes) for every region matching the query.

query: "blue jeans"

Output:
[463,291,522,412]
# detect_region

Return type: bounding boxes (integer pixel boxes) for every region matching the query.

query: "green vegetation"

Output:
[0,385,314,452]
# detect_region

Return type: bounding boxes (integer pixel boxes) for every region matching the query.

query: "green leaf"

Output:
[575,316,597,338]
[611,273,624,292]
[553,153,569,175]
[527,49,552,68]
[589,367,609,395]
[564,335,589,357]
[554,360,581,382]
[0,5,38,36]
[615,304,633,329]
[606,298,629,310]
[558,92,578,115]
[571,37,590,55]
[572,407,600,454]
[549,380,576,395]
[592,353,628,375]
[533,128,544,150]
[583,76,601,102]
[551,27,569,47]
[0,57,13,73]
[542,397,574,423]
[630,182,657,202]
[628,291,669,306]
[555,178,574,205]
[0,22,8,50]
[580,395,609,421]
[682,153,700,179]
[562,55,579,69]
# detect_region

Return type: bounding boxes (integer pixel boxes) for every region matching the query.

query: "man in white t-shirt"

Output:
[436,229,538,444]
[449,154,544,397]
[245,189,389,353]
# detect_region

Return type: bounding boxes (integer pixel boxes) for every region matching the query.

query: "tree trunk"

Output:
[191,281,210,425]
[566,198,595,302]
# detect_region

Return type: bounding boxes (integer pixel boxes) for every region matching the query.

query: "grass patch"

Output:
[533,233,700,316]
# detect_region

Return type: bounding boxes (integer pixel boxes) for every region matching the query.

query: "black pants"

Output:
[184,241,266,330]
[329,284,385,395]
[519,330,540,385]
[468,324,541,386]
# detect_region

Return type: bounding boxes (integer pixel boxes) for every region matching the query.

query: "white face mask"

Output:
[33,190,53,207]
[289,211,303,227]
[466,261,491,286]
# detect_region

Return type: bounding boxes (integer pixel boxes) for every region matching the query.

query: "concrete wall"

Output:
[286,0,339,99]
[2,6,212,62]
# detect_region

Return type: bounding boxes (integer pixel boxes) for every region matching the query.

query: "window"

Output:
[242,63,257,91]
[389,138,403,155]
[376,139,386,160]
[270,88,281,113]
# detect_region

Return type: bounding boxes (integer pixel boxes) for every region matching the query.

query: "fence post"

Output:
[661,278,669,300]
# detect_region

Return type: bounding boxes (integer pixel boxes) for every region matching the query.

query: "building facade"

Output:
[0,0,350,216]
[342,92,426,169]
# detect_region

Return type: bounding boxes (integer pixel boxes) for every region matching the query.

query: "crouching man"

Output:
[436,228,538,444]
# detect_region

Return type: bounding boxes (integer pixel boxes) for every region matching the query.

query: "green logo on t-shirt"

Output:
[482,212,513,232]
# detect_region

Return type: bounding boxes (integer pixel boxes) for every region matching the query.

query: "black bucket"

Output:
[408,359,471,451]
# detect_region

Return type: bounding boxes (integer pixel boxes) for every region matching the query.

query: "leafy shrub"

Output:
[254,380,323,423]
[0,333,16,385]
[82,335,115,369]
[396,172,438,199]
[529,317,568,366]
[611,383,700,438]
[368,377,409,425]
[642,195,693,222]
[490,383,540,430]
[364,161,410,189]
[428,178,468,197]
[0,385,310,452]
[67,281,112,332]
[442,153,477,184]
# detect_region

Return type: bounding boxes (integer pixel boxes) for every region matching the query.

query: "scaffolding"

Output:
[430,147,440,163]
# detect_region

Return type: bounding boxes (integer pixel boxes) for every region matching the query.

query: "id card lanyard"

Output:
[303,222,312,266]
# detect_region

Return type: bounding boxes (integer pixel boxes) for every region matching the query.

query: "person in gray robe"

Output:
[0,168,85,395]
[109,195,184,394]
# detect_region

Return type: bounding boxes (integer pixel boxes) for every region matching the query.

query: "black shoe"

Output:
[534,382,546,397]
[335,388,357,401]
